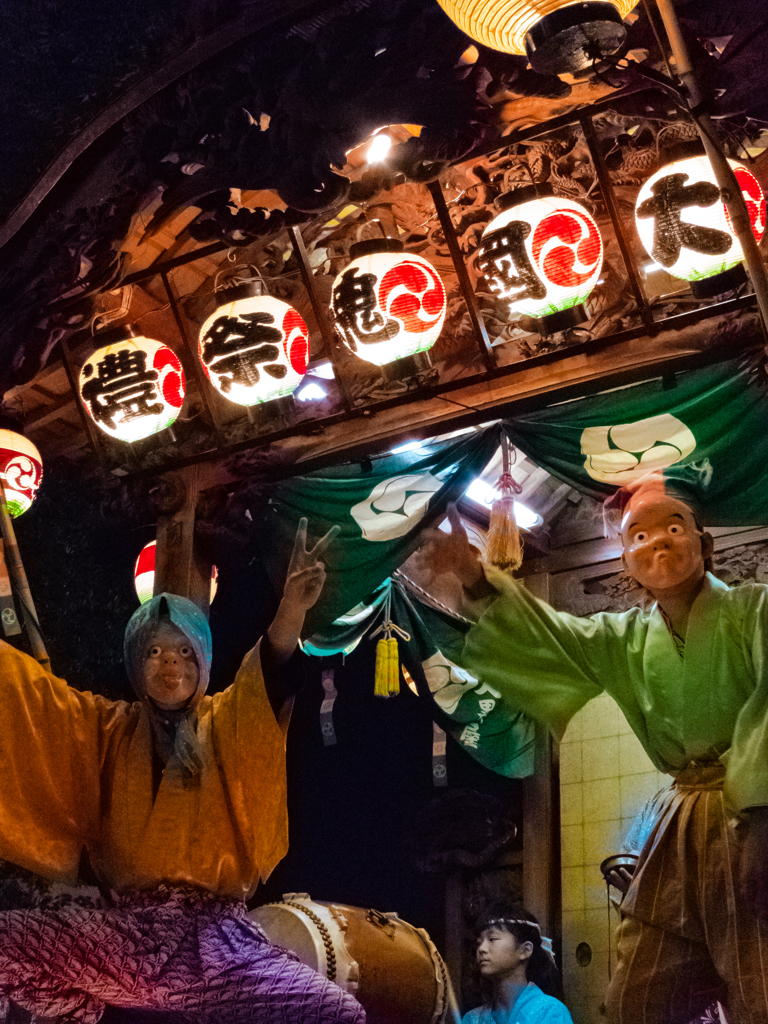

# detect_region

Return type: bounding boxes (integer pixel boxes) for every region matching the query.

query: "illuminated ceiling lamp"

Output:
[330,239,446,373]
[0,431,43,517]
[476,184,603,334]
[134,540,218,605]
[635,154,766,298]
[79,326,186,443]
[198,280,309,407]
[434,0,637,75]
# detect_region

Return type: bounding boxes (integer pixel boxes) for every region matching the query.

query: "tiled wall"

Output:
[559,691,669,1024]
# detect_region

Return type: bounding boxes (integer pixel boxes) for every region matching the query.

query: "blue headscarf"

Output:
[123,593,213,777]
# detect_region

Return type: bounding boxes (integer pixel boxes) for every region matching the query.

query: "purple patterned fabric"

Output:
[0,886,364,1024]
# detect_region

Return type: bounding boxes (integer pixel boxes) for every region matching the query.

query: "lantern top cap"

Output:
[215,279,266,305]
[349,237,405,259]
[495,183,554,211]
[92,324,139,347]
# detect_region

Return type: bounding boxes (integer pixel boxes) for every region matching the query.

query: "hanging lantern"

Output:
[330,239,446,368]
[198,283,309,406]
[134,540,218,605]
[0,431,42,517]
[476,184,603,333]
[434,0,637,75]
[79,326,185,443]
[635,155,766,298]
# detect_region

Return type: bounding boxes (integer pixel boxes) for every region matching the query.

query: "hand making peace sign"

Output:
[283,518,340,612]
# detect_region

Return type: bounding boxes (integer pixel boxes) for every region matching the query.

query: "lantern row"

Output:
[75,156,765,446]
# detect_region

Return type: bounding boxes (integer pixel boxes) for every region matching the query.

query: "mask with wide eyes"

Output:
[148,643,194,658]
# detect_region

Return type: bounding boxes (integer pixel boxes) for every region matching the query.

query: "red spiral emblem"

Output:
[531,210,602,288]
[282,308,309,375]
[378,259,445,334]
[152,348,185,408]
[725,167,766,241]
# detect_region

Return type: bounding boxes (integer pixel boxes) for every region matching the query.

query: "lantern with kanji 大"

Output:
[476,184,603,333]
[79,327,186,443]
[198,283,309,406]
[134,541,218,605]
[635,155,766,297]
[0,431,42,517]
[330,239,446,367]
[434,0,637,75]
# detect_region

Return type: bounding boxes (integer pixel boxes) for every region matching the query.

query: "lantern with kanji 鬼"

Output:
[79,327,186,443]
[635,155,766,297]
[331,239,446,368]
[476,184,603,334]
[435,0,637,75]
[0,431,43,517]
[134,540,218,605]
[198,283,309,406]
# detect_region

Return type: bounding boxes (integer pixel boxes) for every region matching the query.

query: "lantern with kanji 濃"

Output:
[476,185,603,334]
[0,431,42,517]
[330,239,446,368]
[197,283,309,406]
[435,0,637,75]
[635,155,766,297]
[134,540,218,605]
[79,327,186,443]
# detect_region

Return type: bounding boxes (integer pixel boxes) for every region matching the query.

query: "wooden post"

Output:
[152,465,212,616]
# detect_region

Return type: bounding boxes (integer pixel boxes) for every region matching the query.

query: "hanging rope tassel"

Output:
[374,637,391,697]
[485,433,524,574]
[387,636,400,696]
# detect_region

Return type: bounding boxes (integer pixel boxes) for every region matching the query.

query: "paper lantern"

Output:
[80,327,185,443]
[134,541,218,605]
[435,0,637,75]
[0,431,42,517]
[331,239,446,366]
[476,185,603,332]
[635,155,766,296]
[198,284,309,406]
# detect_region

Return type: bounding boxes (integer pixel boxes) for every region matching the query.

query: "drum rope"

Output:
[263,901,337,981]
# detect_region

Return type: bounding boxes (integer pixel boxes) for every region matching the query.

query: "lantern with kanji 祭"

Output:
[79,327,186,443]
[476,184,603,334]
[330,239,446,368]
[435,0,637,75]
[198,283,309,406]
[635,154,766,297]
[0,431,42,517]
[134,540,218,605]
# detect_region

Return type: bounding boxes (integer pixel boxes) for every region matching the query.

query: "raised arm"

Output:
[417,504,498,617]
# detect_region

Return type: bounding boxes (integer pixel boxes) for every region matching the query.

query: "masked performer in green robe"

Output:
[419,476,768,1024]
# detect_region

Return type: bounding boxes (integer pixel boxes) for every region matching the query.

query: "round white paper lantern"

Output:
[331,239,446,367]
[476,185,603,332]
[134,540,218,605]
[635,155,766,293]
[80,327,185,443]
[198,284,309,406]
[0,431,42,517]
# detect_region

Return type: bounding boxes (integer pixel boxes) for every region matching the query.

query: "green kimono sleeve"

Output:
[723,583,768,813]
[460,569,630,741]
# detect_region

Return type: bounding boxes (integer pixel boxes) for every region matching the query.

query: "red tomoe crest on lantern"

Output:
[79,328,186,443]
[331,240,446,366]
[198,289,309,406]
[477,186,603,324]
[0,431,43,518]
[134,540,218,605]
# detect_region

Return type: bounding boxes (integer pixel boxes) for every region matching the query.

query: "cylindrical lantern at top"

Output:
[635,154,766,298]
[79,326,186,443]
[435,0,637,75]
[198,282,309,407]
[134,540,218,605]
[476,184,603,334]
[0,431,42,517]
[330,239,447,368]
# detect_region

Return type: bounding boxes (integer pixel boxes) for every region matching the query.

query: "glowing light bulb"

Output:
[366,133,392,163]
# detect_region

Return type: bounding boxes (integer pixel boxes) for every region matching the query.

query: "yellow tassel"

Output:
[374,638,390,697]
[387,636,400,696]
[485,491,523,574]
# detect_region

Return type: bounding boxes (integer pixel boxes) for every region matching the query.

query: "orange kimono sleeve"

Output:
[0,640,124,883]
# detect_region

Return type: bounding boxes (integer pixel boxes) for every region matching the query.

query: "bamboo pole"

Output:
[0,475,49,667]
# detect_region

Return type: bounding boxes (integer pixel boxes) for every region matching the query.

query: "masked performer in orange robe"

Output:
[0,519,365,1024]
